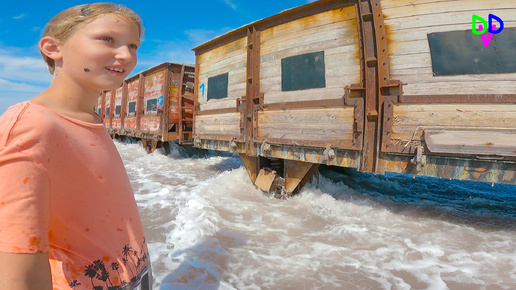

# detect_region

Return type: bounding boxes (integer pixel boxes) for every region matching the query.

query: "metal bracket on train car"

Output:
[323,145,336,164]
[230,138,238,152]
[236,97,246,111]
[260,140,271,156]
[410,146,427,172]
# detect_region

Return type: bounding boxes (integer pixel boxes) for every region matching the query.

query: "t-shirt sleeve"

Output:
[0,149,51,254]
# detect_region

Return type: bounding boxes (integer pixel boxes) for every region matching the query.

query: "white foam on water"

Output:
[115,141,516,290]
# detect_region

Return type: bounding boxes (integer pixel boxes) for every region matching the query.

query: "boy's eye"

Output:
[102,37,113,42]
[129,44,139,50]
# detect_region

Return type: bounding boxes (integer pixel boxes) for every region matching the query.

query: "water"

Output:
[115,140,516,290]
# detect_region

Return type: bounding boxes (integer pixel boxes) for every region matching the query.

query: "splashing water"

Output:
[115,140,516,290]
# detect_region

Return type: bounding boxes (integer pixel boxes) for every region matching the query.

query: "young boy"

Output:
[0,3,152,289]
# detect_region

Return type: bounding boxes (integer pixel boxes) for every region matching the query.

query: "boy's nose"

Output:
[115,46,134,61]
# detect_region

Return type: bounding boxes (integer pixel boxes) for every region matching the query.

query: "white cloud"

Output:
[0,46,51,113]
[13,13,26,20]
[0,78,45,93]
[0,79,46,114]
[0,49,52,85]
[224,0,237,10]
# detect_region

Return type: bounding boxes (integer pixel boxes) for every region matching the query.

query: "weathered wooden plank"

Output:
[261,72,357,91]
[194,112,241,136]
[260,22,358,55]
[260,32,358,63]
[382,0,516,20]
[381,0,461,9]
[257,107,354,141]
[260,6,356,42]
[199,99,239,111]
[390,104,516,141]
[391,67,516,82]
[197,37,247,65]
[400,81,516,96]
[263,85,350,104]
[384,9,514,31]
[198,52,247,74]
[424,128,516,156]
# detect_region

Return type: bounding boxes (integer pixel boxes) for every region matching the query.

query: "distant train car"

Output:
[192,0,516,195]
[99,62,195,152]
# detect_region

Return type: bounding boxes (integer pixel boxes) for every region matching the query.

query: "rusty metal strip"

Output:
[161,63,172,138]
[351,0,400,173]
[355,0,381,173]
[378,152,516,185]
[261,143,362,169]
[258,138,358,151]
[137,73,145,135]
[178,65,186,144]
[193,54,201,129]
[381,95,396,153]
[121,82,128,132]
[244,26,261,156]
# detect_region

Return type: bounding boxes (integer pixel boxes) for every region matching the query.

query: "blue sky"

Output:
[0,0,316,113]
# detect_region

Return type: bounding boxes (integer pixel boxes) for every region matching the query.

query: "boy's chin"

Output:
[103,82,124,91]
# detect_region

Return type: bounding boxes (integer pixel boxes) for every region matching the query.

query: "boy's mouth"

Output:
[106,67,124,73]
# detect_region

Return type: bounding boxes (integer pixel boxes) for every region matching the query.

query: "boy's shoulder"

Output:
[0,101,62,147]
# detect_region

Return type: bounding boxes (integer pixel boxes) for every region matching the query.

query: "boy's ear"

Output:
[39,36,62,61]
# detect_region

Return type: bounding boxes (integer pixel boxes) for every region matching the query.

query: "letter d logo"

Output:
[472,14,487,34]
[488,14,504,34]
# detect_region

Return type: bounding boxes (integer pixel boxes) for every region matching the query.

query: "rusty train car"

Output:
[98,62,195,152]
[191,0,516,195]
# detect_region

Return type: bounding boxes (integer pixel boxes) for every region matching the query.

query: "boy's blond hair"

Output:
[41,3,143,75]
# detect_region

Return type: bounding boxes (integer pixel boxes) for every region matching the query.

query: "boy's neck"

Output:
[32,82,103,124]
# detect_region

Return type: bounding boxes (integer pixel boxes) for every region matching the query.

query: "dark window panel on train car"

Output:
[115,105,121,117]
[146,99,157,113]
[281,51,326,92]
[106,108,110,116]
[207,73,229,100]
[428,28,516,76]
[128,101,136,115]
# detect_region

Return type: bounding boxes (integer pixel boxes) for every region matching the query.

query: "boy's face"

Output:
[56,13,140,92]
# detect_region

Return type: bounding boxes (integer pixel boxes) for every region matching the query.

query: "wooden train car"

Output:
[192,0,516,195]
[98,62,195,152]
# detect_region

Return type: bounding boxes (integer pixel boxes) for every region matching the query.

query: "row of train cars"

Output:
[97,0,516,196]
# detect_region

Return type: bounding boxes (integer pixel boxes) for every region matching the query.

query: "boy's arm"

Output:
[0,252,52,289]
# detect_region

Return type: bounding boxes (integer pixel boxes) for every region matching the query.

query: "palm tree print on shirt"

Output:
[71,239,150,289]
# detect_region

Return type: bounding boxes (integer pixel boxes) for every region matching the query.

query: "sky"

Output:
[0,0,316,114]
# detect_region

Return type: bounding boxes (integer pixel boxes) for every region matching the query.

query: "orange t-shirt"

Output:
[0,101,151,289]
